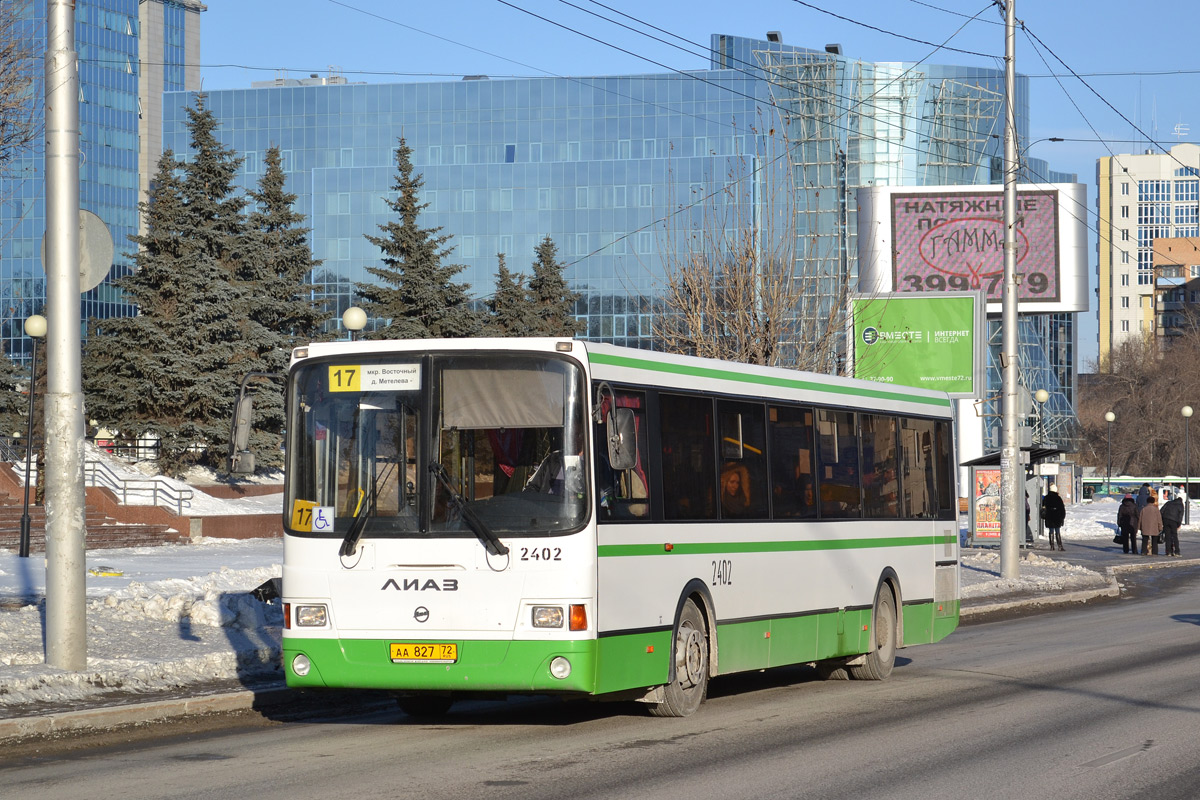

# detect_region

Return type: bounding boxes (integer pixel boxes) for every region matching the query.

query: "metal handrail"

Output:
[82,459,193,516]
[5,437,194,515]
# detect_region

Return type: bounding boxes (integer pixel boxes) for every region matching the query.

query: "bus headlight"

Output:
[296,604,328,627]
[550,657,572,679]
[532,606,564,628]
[293,654,312,676]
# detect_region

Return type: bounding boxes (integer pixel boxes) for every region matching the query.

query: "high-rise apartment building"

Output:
[0,0,202,362]
[1097,143,1200,365]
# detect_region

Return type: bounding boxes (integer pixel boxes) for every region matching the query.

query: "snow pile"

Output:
[0,539,283,711]
[960,550,1109,599]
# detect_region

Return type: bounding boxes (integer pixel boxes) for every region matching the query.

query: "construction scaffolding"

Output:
[920,78,1004,185]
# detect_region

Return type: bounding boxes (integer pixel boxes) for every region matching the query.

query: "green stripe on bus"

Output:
[597,534,956,558]
[587,351,952,409]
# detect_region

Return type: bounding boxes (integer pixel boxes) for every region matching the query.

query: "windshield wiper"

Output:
[429,462,509,556]
[339,487,371,558]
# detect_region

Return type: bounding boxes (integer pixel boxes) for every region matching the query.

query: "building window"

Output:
[1121,273,1130,286]
[463,190,475,212]
[428,146,441,165]
[340,148,353,168]
[1121,251,1130,264]
[454,144,467,165]
[1176,180,1199,202]
[461,235,476,258]
[1121,229,1129,241]
[1121,320,1129,332]
[576,187,588,208]
[538,188,551,210]
[614,185,626,208]
[637,231,652,254]
[530,143,542,162]
[1121,296,1129,308]
[245,151,258,174]
[505,144,516,163]
[1121,205,1128,218]
[575,233,588,255]
[1121,182,1129,196]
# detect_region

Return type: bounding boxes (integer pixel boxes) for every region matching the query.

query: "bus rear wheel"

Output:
[850,584,897,681]
[649,598,708,717]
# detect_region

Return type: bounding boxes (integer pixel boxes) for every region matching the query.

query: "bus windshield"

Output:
[286,352,589,540]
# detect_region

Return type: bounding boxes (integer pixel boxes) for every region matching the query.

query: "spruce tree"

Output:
[358,138,482,339]
[486,253,539,336]
[238,146,326,467]
[0,343,29,446]
[527,235,583,337]
[84,95,249,477]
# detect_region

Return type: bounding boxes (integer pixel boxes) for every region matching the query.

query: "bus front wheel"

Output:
[850,584,897,681]
[649,598,709,717]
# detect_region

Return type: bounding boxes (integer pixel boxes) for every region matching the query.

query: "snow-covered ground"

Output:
[0,495,1171,714]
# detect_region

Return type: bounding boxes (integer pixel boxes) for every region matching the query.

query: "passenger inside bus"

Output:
[720,462,751,518]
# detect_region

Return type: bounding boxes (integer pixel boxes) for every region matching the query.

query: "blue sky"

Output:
[200,0,1200,368]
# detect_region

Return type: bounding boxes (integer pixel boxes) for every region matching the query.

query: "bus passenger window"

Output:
[861,414,900,519]
[769,406,817,519]
[660,394,716,520]
[593,388,650,520]
[817,408,861,519]
[718,401,767,520]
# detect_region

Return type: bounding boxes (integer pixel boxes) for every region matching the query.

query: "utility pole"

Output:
[44,0,87,670]
[999,0,1021,580]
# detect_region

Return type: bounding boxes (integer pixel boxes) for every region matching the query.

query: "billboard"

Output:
[850,292,984,398]
[856,183,1089,314]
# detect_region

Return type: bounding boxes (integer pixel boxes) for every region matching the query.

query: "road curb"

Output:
[0,689,263,742]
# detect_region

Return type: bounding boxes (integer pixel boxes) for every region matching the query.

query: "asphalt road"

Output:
[4,567,1200,800]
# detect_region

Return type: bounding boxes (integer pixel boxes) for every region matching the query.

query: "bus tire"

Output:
[815,663,850,681]
[397,694,454,718]
[649,598,708,717]
[850,583,897,681]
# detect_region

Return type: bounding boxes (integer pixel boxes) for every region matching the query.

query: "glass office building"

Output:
[0,0,201,363]
[165,35,1029,346]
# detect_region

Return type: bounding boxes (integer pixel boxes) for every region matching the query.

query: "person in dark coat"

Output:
[1117,495,1140,554]
[1136,483,1152,513]
[1040,484,1066,551]
[1161,490,1185,558]
[1139,493,1163,555]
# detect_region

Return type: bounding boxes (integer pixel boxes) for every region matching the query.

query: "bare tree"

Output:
[0,2,39,193]
[1078,332,1200,477]
[653,134,846,372]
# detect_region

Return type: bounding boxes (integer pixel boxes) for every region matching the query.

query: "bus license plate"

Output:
[390,642,458,663]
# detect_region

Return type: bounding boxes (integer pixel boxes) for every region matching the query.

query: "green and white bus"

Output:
[265,337,959,717]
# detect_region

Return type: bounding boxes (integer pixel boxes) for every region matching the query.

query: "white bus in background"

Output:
[239,338,959,717]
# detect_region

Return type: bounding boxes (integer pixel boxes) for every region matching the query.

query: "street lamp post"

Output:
[18,314,46,558]
[1104,410,1116,498]
[342,306,367,341]
[1183,405,1193,524]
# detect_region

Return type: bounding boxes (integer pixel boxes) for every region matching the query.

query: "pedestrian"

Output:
[1117,494,1140,554]
[1139,492,1163,555]
[1041,483,1066,550]
[1161,490,1185,558]
[1136,483,1152,513]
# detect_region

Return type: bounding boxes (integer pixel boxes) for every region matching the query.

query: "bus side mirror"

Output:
[228,393,255,474]
[607,408,637,471]
[228,451,256,474]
